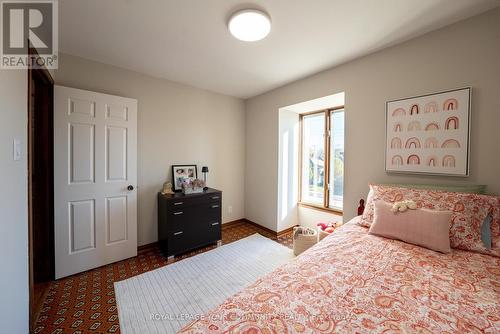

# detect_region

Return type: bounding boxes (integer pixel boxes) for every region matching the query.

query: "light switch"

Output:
[13,139,21,161]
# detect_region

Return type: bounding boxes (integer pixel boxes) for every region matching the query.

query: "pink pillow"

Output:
[369,201,452,253]
[360,184,500,257]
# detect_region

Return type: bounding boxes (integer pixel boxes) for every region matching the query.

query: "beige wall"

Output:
[0,69,29,332]
[54,54,246,246]
[277,109,299,231]
[298,207,342,230]
[245,8,500,230]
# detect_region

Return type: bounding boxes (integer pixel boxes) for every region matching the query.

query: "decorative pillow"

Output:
[359,187,376,227]
[481,214,492,250]
[359,184,500,257]
[489,205,500,250]
[369,201,452,253]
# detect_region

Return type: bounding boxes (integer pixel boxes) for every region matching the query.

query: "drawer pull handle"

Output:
[173,211,184,215]
[174,202,183,206]
[211,196,220,199]
[211,205,220,209]
[211,222,220,226]
[173,231,183,236]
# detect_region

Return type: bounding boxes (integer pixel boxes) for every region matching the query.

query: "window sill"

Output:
[298,202,343,216]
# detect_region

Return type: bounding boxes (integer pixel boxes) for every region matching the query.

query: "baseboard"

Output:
[228,218,296,237]
[276,224,297,237]
[138,241,158,252]
[221,218,247,229]
[241,219,277,235]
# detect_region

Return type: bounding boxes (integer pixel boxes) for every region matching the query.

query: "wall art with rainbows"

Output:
[385,87,471,176]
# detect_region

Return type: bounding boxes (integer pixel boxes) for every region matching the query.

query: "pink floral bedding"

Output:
[360,185,500,257]
[179,217,500,334]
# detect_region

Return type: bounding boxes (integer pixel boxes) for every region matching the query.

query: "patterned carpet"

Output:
[34,221,293,334]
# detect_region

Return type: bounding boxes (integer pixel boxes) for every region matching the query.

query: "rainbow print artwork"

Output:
[386,87,471,176]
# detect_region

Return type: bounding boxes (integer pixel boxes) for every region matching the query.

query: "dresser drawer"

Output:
[166,203,220,231]
[166,208,191,231]
[206,201,221,212]
[207,194,221,201]
[167,222,219,255]
[206,220,222,241]
[166,196,202,210]
[166,192,221,210]
[167,229,190,255]
[169,199,189,208]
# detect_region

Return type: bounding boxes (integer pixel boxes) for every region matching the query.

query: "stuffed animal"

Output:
[391,200,417,213]
[317,222,328,230]
[161,182,174,195]
[324,227,335,233]
[317,221,341,233]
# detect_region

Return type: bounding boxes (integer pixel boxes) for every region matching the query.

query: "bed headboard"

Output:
[357,199,365,215]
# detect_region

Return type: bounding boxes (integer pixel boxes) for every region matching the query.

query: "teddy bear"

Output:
[391,199,417,213]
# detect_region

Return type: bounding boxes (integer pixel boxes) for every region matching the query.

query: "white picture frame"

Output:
[385,87,471,176]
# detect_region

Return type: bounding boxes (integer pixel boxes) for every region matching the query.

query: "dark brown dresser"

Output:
[157,188,222,260]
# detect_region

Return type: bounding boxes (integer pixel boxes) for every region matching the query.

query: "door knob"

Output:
[127,185,134,191]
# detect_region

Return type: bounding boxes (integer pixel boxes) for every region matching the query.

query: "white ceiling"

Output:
[59,0,500,99]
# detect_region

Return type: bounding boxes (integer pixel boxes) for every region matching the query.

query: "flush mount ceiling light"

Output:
[228,9,271,42]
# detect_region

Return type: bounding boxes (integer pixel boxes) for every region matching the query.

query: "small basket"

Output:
[293,226,318,256]
[318,229,331,241]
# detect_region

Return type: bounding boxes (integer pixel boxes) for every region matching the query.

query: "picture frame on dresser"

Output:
[171,164,198,191]
[385,87,471,176]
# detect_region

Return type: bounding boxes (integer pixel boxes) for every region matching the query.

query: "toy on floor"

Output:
[317,221,341,231]
[317,221,341,241]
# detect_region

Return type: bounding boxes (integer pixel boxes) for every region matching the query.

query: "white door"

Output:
[54,86,137,279]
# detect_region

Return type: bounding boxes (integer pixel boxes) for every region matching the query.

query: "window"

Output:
[300,108,344,211]
[300,113,325,205]
[329,109,344,209]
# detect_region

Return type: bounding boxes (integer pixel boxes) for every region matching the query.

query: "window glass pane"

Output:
[329,110,344,209]
[301,113,325,205]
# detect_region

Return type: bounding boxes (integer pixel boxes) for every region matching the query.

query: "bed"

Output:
[178,215,499,333]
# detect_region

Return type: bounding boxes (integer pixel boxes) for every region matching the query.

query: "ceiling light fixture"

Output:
[228,9,271,42]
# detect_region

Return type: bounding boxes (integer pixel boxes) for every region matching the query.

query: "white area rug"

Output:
[114,233,294,334]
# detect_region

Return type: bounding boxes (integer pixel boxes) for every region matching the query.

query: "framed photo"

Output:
[385,87,471,176]
[171,165,198,191]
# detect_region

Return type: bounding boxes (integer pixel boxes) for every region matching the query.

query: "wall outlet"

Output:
[227,205,233,214]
